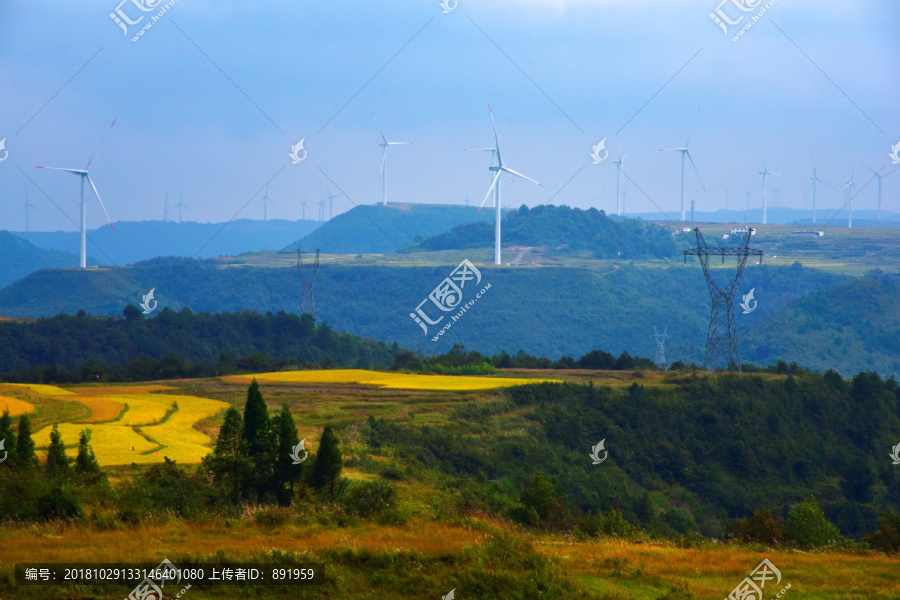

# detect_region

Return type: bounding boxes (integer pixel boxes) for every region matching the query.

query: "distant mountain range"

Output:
[3,256,897,377]
[0,231,79,289]
[16,219,321,266]
[284,203,496,254]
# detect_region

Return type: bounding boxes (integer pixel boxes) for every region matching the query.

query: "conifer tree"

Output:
[74,430,102,481]
[275,404,301,504]
[243,379,269,449]
[312,423,342,500]
[45,424,71,480]
[16,415,36,468]
[0,410,17,466]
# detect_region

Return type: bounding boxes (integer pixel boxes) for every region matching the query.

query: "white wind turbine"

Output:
[373,112,410,206]
[477,105,544,266]
[862,161,898,221]
[660,134,705,222]
[326,189,342,220]
[613,140,626,216]
[840,172,859,228]
[173,189,191,223]
[300,189,309,220]
[807,159,834,224]
[260,186,275,221]
[37,119,117,268]
[758,164,780,225]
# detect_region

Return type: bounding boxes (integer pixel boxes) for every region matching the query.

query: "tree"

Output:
[123,304,142,321]
[0,410,17,466]
[206,407,251,503]
[787,496,841,549]
[243,379,269,449]
[44,425,71,480]
[74,430,102,482]
[312,424,342,499]
[275,404,301,504]
[16,415,36,468]
[841,455,875,503]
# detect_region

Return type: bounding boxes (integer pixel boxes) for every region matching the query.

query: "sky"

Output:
[1,0,898,233]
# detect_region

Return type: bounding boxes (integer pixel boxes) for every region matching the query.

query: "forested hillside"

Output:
[0,231,77,288]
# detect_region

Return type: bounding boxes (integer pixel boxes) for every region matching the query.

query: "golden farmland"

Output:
[222,368,560,390]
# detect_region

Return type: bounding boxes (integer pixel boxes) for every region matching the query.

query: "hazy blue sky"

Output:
[1,0,898,232]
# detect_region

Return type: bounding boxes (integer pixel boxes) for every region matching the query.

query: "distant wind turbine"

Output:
[260,186,276,221]
[173,189,191,223]
[476,104,544,266]
[613,140,626,216]
[37,119,117,268]
[326,189,342,221]
[758,164,780,225]
[660,133,705,222]
[862,161,898,221]
[807,159,834,224]
[23,185,38,233]
[301,189,309,220]
[373,112,410,206]
[840,172,859,228]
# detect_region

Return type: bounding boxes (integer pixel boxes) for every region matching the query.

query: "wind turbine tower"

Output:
[173,190,189,223]
[758,165,780,225]
[840,172,858,228]
[613,146,625,216]
[326,190,342,221]
[164,192,169,222]
[808,160,833,225]
[23,186,38,233]
[37,119,117,268]
[260,186,276,221]
[660,135,705,222]
[476,105,544,265]
[863,161,898,221]
[373,113,410,206]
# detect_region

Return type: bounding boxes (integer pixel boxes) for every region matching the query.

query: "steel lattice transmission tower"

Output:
[296,248,321,318]
[653,326,669,371]
[683,228,763,371]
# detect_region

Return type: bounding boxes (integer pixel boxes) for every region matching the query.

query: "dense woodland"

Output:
[1,373,899,555]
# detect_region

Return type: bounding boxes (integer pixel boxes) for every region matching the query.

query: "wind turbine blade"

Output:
[769,171,782,177]
[36,166,85,174]
[387,142,411,146]
[883,166,900,179]
[86,118,117,169]
[372,112,387,145]
[477,170,502,213]
[861,160,881,177]
[500,166,544,188]
[685,151,706,192]
[488,104,502,164]
[86,174,114,230]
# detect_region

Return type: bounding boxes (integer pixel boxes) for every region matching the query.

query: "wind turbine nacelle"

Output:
[489,166,500,172]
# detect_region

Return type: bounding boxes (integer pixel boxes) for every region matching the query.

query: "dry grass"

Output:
[222,369,560,391]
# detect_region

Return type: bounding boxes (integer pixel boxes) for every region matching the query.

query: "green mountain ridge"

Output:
[0,231,79,289]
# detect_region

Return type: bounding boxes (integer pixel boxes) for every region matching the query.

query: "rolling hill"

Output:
[17,219,320,266]
[5,256,897,376]
[283,203,497,254]
[0,231,78,289]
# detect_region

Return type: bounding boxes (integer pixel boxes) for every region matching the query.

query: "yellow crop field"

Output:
[32,394,230,466]
[0,383,74,396]
[73,397,126,423]
[74,385,178,396]
[0,395,35,417]
[222,369,560,391]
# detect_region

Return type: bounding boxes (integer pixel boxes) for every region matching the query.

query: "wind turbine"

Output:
[660,134,705,222]
[807,159,834,224]
[23,185,38,232]
[373,112,410,206]
[173,189,190,223]
[840,172,859,228]
[36,119,117,268]
[326,189,342,221]
[758,165,780,225]
[613,141,626,216]
[260,186,276,221]
[862,161,898,221]
[301,189,309,220]
[476,105,544,266]
[318,199,326,222]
